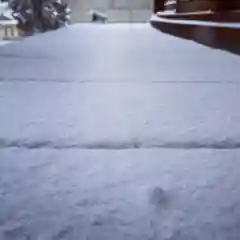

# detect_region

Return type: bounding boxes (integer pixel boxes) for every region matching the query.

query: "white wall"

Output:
[67,0,153,22]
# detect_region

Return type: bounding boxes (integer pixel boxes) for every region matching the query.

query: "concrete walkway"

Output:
[0,23,240,240]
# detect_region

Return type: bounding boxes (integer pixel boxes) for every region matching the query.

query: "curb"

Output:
[150,14,240,54]
[157,10,240,22]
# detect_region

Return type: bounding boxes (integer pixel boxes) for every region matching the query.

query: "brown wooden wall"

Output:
[177,0,240,13]
[153,0,240,13]
[153,0,166,13]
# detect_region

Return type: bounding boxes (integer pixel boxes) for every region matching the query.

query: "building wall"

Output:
[66,0,153,23]
[177,0,240,13]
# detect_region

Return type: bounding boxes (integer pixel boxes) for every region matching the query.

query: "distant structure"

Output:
[88,9,108,23]
[65,0,152,23]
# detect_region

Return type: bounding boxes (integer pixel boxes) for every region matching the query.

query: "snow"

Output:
[1,148,240,240]
[0,23,240,240]
[150,14,240,28]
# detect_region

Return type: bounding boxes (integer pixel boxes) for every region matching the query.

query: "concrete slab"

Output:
[1,148,240,240]
[0,24,240,145]
[0,23,240,240]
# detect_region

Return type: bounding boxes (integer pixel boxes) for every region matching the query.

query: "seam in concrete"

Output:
[0,77,239,84]
[1,138,240,150]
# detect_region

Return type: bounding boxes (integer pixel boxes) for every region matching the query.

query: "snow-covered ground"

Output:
[0,24,240,240]
[0,2,13,19]
[0,40,11,46]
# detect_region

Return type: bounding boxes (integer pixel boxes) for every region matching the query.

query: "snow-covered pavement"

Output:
[0,23,240,240]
